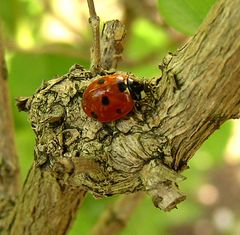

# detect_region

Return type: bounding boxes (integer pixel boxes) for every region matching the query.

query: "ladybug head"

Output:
[127,78,145,101]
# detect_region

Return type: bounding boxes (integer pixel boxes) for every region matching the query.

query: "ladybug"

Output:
[81,74,143,122]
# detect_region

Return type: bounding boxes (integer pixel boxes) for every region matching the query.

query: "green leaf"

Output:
[158,0,217,35]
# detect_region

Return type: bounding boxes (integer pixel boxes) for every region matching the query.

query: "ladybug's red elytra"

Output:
[82,74,142,122]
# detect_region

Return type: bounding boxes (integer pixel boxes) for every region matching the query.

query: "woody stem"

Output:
[87,0,101,74]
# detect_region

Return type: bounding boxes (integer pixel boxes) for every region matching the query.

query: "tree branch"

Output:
[87,0,101,74]
[100,20,126,70]
[3,166,86,235]
[16,0,240,212]
[91,192,145,235]
[155,0,240,170]
[142,0,240,207]
[1,14,128,235]
[0,25,19,220]
[2,0,240,233]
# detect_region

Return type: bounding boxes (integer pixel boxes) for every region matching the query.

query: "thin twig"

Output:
[87,0,101,74]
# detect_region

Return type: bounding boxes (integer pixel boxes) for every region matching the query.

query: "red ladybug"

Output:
[82,74,142,122]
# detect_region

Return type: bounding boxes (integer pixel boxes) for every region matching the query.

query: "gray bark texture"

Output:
[1,0,240,234]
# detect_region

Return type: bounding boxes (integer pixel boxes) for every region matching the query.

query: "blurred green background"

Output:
[1,0,240,235]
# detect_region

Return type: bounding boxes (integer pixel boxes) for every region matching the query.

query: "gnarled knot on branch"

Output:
[16,63,186,211]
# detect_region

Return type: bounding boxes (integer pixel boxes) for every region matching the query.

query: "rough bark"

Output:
[3,166,86,235]
[156,0,240,169]
[100,20,126,70]
[1,0,240,234]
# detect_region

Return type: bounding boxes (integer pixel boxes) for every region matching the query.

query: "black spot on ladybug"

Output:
[91,111,98,119]
[102,96,110,105]
[97,78,105,84]
[117,80,127,92]
[116,108,122,114]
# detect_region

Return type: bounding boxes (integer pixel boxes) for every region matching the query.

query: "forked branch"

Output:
[2,0,240,234]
